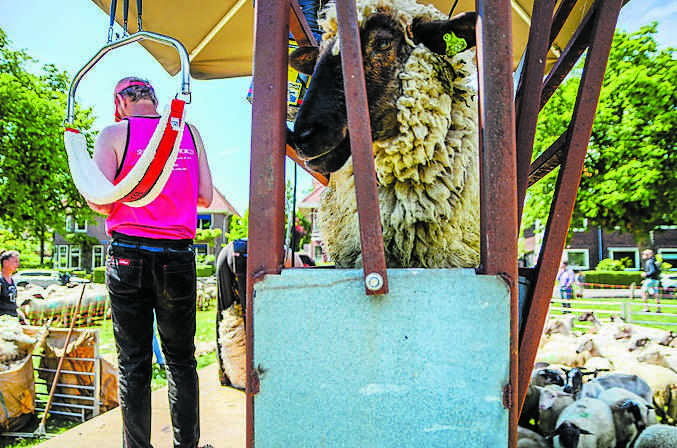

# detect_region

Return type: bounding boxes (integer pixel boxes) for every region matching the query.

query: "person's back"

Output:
[641,249,661,313]
[90,76,213,448]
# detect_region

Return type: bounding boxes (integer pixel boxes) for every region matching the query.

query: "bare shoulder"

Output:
[186,122,202,140]
[97,121,128,143]
[95,121,128,156]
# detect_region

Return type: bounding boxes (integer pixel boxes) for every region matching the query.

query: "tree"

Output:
[0,27,97,262]
[227,209,248,241]
[524,24,677,247]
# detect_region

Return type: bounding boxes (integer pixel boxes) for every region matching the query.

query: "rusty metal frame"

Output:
[247,0,625,445]
[515,0,556,225]
[517,0,624,416]
[540,6,595,109]
[475,1,519,445]
[246,0,291,444]
[335,0,389,296]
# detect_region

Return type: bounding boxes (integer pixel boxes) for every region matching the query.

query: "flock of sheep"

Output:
[13,279,216,326]
[521,311,677,447]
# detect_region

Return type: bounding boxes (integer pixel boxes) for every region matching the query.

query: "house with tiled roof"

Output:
[53,186,240,271]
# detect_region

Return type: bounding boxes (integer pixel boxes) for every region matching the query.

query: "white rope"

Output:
[64,105,186,207]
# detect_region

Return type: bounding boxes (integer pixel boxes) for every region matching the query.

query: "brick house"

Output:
[53,186,240,271]
[522,225,677,271]
[297,180,328,263]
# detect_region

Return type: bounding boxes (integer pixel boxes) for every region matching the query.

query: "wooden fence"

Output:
[549,298,677,329]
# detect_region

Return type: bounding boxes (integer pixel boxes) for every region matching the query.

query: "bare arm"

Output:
[87,123,127,215]
[189,124,214,208]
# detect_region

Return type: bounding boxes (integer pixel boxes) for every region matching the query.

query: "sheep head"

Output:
[290,1,476,175]
[549,421,593,447]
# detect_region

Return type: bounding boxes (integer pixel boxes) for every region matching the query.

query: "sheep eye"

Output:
[374,38,392,52]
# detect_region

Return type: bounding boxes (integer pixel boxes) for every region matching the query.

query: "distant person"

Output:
[557,261,574,313]
[89,76,214,448]
[0,250,26,323]
[574,270,585,299]
[641,249,661,312]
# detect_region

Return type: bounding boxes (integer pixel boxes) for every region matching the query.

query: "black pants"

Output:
[107,233,199,448]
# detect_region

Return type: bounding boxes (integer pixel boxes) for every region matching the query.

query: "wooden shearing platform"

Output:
[34,363,244,447]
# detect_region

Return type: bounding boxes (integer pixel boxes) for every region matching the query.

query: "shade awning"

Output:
[91,0,593,79]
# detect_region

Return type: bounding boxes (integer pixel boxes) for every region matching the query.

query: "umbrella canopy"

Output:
[91,0,593,79]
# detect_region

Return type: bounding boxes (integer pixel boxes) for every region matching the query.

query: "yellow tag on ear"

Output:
[443,32,467,57]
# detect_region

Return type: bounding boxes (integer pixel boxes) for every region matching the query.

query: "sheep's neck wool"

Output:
[318,6,480,268]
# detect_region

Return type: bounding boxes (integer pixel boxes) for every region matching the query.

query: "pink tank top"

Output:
[106,116,199,239]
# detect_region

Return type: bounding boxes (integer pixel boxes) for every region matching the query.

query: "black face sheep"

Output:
[532,367,567,388]
[563,367,585,398]
[550,398,616,448]
[598,387,655,448]
[289,0,479,268]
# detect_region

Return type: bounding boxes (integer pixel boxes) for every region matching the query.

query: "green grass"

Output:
[0,308,217,448]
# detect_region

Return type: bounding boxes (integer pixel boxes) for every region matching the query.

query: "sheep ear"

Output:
[579,428,593,435]
[289,46,320,75]
[410,12,477,56]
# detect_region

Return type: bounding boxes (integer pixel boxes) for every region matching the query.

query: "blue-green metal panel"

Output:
[254,269,510,447]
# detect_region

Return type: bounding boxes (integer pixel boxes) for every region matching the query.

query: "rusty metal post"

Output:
[541,7,595,109]
[515,0,556,226]
[335,0,388,296]
[289,0,318,47]
[475,0,518,446]
[517,0,623,416]
[247,0,289,444]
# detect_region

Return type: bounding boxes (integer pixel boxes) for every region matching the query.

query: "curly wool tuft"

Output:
[318,21,480,269]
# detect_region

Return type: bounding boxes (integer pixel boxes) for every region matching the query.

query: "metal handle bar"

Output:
[66,30,191,124]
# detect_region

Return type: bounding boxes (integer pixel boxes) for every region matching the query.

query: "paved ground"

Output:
[35,363,245,448]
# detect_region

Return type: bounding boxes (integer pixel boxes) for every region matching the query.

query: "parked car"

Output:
[298,254,316,267]
[14,270,89,288]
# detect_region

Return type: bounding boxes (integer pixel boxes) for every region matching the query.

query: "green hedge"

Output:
[196,264,214,277]
[581,270,643,287]
[93,267,106,284]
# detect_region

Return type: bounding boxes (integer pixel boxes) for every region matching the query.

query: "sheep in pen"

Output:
[289,0,479,269]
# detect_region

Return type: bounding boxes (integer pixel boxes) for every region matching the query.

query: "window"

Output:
[313,245,323,261]
[608,247,639,270]
[197,214,212,230]
[92,245,105,269]
[56,245,69,269]
[658,249,677,270]
[564,249,589,270]
[65,216,73,233]
[74,220,87,233]
[69,246,81,269]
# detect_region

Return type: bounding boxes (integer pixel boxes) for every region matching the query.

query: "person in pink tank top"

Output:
[89,77,214,448]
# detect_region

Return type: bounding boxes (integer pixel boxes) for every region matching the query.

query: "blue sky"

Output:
[0,0,675,215]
